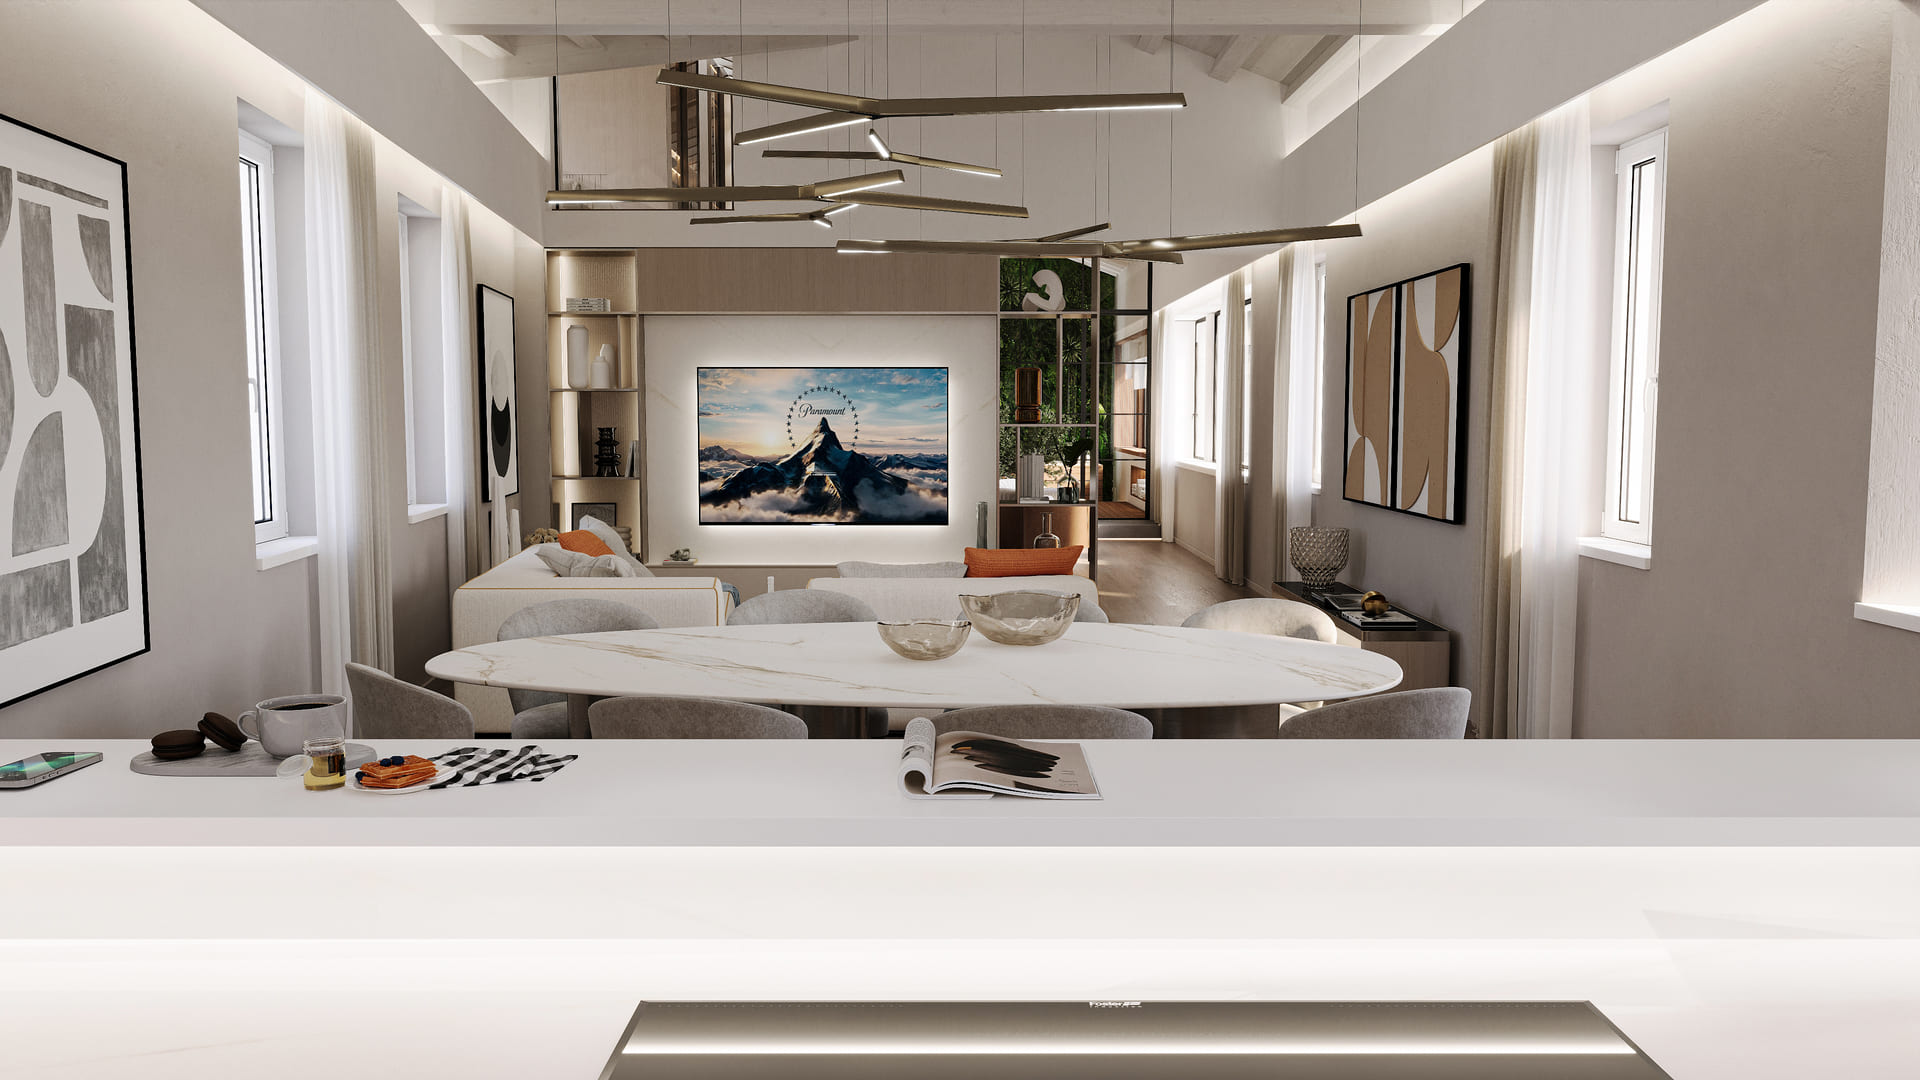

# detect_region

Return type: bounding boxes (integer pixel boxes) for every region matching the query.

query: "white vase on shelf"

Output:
[589,345,614,390]
[565,325,590,389]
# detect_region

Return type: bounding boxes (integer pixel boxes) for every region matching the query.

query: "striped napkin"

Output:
[425,745,578,789]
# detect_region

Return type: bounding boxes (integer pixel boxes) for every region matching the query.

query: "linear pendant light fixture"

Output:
[833,224,1365,261]
[547,169,906,206]
[762,149,1005,178]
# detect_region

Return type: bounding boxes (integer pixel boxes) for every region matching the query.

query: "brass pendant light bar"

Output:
[834,238,1184,263]
[1032,223,1110,242]
[1107,223,1365,255]
[658,68,1187,123]
[735,111,874,146]
[548,170,904,206]
[761,149,1004,179]
[823,191,1030,218]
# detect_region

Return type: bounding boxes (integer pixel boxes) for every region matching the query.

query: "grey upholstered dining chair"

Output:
[345,662,475,740]
[588,696,809,739]
[728,589,879,625]
[726,588,886,737]
[1276,688,1472,739]
[1180,597,1337,642]
[497,599,659,739]
[929,704,1153,740]
[1075,601,1111,623]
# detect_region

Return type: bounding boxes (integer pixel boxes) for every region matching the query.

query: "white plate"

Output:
[347,764,454,794]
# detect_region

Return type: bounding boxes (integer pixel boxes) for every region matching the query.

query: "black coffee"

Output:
[276,701,333,711]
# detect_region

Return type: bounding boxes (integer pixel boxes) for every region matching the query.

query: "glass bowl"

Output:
[876,619,972,661]
[957,591,1081,646]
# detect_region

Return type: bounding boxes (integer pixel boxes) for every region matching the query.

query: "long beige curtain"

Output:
[1478,98,1594,740]
[1214,268,1252,583]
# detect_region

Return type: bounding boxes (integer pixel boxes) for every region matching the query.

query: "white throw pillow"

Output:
[578,515,653,577]
[537,546,638,578]
[836,561,968,579]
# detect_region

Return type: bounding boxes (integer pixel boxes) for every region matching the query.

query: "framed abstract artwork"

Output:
[696,367,949,525]
[0,111,150,708]
[477,284,517,500]
[1342,263,1470,524]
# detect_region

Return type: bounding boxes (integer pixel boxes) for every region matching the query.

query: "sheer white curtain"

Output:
[437,187,477,592]
[1479,98,1594,739]
[1278,241,1321,575]
[305,90,394,695]
[1213,269,1251,583]
[1150,308,1179,545]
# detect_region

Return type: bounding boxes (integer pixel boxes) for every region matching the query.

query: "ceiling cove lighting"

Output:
[763,149,1004,178]
[546,170,903,207]
[602,1002,1673,1080]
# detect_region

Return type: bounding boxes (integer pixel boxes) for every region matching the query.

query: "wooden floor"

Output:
[1096,538,1255,626]
[1097,500,1146,519]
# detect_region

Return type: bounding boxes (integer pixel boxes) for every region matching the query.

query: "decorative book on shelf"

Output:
[898,717,1102,800]
[563,297,611,312]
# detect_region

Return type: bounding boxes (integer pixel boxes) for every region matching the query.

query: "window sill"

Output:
[1854,602,1920,635]
[1577,536,1652,570]
[407,502,450,525]
[1175,460,1218,475]
[255,535,317,571]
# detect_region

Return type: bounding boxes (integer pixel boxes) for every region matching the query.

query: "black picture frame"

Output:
[477,283,517,500]
[0,110,150,711]
[1340,262,1471,525]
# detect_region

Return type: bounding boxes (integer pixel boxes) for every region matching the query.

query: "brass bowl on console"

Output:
[958,591,1080,646]
[876,619,973,661]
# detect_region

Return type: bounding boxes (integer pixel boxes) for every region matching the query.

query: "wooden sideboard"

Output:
[1273,581,1453,693]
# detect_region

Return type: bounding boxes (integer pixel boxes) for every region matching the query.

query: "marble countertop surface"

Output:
[424,622,1406,708]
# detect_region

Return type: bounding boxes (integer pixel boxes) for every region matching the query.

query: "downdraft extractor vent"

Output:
[602,1001,1674,1079]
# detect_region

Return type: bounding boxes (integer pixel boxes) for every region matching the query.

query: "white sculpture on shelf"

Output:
[565,324,590,389]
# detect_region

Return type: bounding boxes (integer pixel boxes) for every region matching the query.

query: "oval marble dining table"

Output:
[426,622,1404,739]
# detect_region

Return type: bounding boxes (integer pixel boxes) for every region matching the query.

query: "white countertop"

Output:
[4,738,1919,847]
[423,622,1405,707]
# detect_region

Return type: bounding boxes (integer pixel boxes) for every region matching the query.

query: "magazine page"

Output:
[930,730,1102,800]
[898,717,989,800]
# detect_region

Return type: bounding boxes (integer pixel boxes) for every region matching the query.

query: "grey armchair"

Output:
[1181,597,1337,642]
[589,696,808,739]
[345,662,474,740]
[930,704,1153,740]
[1277,688,1472,739]
[497,599,659,739]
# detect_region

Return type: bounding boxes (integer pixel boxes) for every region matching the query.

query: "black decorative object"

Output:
[593,427,622,477]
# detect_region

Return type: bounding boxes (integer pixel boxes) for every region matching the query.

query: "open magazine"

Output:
[898,717,1103,800]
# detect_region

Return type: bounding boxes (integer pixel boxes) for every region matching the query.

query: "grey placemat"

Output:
[128,742,379,777]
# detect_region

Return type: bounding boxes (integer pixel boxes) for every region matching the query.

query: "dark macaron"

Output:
[198,712,246,752]
[151,728,206,761]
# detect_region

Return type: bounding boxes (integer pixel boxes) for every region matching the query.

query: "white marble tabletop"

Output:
[423,622,1404,709]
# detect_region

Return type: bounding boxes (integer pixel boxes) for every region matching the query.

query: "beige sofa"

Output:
[452,545,734,733]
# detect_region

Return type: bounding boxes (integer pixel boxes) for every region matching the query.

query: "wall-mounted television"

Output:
[696,366,949,525]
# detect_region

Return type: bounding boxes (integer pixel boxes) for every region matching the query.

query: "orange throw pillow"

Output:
[964,546,1085,577]
[557,530,615,558]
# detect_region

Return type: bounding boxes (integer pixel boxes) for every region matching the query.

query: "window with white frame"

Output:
[397,201,446,513]
[1191,312,1218,464]
[1241,297,1253,473]
[1601,128,1669,546]
[1312,259,1328,492]
[238,131,287,544]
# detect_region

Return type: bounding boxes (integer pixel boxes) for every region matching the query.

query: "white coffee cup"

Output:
[238,694,347,758]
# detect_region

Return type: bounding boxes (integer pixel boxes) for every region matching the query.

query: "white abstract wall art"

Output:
[477,284,517,499]
[0,111,149,709]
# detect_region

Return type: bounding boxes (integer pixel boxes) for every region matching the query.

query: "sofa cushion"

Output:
[964,546,1084,577]
[537,546,639,578]
[579,515,653,576]
[836,560,967,579]
[557,529,615,557]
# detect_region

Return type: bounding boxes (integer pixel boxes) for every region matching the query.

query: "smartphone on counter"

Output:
[0,752,104,789]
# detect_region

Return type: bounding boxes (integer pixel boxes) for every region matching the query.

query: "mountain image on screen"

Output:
[700,418,945,524]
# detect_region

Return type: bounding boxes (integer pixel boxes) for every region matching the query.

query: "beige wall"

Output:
[1573,0,1917,737]
[1309,145,1497,714]
[0,1,541,734]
